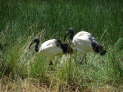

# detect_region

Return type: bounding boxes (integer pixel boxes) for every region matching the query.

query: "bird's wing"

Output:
[40,39,57,51]
[39,39,63,56]
[74,31,91,38]
[72,36,93,53]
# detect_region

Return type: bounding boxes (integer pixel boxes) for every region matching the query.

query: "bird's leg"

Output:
[80,54,87,64]
[84,54,87,64]
[48,60,55,71]
[49,60,53,65]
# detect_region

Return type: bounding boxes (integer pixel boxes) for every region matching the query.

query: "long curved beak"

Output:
[29,38,40,50]
[29,41,35,49]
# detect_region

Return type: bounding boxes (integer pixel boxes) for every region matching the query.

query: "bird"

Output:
[29,38,73,65]
[64,28,107,56]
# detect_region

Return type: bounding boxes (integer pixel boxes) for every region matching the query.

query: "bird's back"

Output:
[72,31,93,52]
[39,39,63,56]
[73,31,91,38]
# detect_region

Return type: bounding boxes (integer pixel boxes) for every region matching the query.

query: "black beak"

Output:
[29,41,34,49]
[29,38,40,49]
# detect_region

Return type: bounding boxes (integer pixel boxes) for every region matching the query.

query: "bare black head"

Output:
[29,38,40,52]
[64,28,75,41]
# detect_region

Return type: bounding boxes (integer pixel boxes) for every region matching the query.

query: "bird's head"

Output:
[64,28,75,41]
[29,38,40,52]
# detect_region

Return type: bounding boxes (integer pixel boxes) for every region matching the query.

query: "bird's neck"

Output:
[70,34,74,40]
[35,41,40,52]
[61,44,73,54]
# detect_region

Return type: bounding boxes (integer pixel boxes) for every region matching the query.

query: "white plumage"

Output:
[65,29,106,55]
[39,39,63,56]
[29,38,73,64]
[72,31,95,54]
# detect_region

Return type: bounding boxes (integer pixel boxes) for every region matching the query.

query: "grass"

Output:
[0,0,123,91]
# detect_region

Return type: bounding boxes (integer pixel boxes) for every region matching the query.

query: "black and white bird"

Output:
[64,28,107,56]
[29,38,73,65]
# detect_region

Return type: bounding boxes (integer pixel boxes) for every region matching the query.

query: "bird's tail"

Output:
[91,42,107,55]
[100,48,107,55]
[29,38,40,52]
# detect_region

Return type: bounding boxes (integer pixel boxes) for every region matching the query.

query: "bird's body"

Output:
[72,31,95,54]
[65,29,106,55]
[39,39,63,56]
[64,29,107,64]
[29,38,73,64]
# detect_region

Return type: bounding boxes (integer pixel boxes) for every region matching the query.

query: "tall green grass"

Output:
[0,0,123,89]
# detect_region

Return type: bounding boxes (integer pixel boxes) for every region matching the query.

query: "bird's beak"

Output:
[29,41,34,49]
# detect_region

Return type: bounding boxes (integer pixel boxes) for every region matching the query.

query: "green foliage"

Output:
[114,38,123,51]
[0,0,123,87]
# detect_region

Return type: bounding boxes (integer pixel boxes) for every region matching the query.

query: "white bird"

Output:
[29,38,73,65]
[64,28,107,56]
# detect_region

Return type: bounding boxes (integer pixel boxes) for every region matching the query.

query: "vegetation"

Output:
[0,0,123,91]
